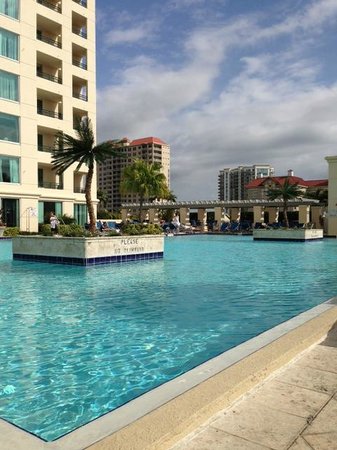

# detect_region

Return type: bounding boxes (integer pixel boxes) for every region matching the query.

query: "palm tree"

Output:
[52,118,122,234]
[120,159,169,221]
[267,177,303,228]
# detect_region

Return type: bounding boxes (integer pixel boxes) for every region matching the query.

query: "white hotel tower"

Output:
[0,0,96,231]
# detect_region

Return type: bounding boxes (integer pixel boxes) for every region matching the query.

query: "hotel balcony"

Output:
[36,0,62,13]
[73,107,88,129]
[37,89,63,121]
[72,12,87,39]
[36,15,62,49]
[38,165,63,190]
[73,76,88,102]
[72,43,87,70]
[74,172,86,193]
[37,52,63,85]
[37,127,59,153]
[73,0,87,8]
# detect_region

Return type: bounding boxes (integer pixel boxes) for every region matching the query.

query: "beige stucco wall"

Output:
[325,156,337,237]
[0,0,96,231]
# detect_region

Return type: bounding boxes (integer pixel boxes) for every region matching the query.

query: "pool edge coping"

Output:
[1,298,337,450]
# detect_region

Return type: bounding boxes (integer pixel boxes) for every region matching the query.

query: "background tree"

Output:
[120,159,169,221]
[267,177,303,228]
[52,118,122,234]
[305,188,328,206]
[97,189,108,209]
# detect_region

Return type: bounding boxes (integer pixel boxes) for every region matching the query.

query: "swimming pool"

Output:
[0,235,337,441]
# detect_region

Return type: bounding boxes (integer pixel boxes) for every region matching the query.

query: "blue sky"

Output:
[95,0,337,200]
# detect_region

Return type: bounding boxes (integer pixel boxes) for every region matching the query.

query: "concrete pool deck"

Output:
[1,299,337,450]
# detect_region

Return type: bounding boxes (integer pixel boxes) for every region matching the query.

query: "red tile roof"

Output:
[246,176,327,189]
[129,137,167,146]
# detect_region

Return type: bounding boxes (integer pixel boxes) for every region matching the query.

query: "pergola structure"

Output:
[121,198,324,232]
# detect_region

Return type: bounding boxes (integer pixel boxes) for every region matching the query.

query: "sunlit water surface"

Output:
[0,236,337,440]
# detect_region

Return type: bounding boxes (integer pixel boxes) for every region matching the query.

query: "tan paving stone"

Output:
[288,436,313,450]
[302,432,337,450]
[210,402,306,450]
[296,345,337,374]
[273,364,337,394]
[302,397,337,435]
[172,427,272,450]
[244,379,329,419]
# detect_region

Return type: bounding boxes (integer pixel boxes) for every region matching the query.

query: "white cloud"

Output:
[97,0,337,200]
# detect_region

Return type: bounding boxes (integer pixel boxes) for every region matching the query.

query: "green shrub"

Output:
[59,224,86,237]
[3,227,20,237]
[40,224,52,236]
[59,214,76,225]
[120,223,163,235]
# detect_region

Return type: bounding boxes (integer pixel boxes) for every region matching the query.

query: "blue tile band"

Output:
[13,252,164,266]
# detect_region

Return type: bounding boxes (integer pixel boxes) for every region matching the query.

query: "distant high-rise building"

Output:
[98,137,170,212]
[0,0,96,230]
[218,165,274,201]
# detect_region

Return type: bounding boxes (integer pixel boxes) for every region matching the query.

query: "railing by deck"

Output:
[38,181,63,190]
[37,0,61,13]
[37,108,63,120]
[37,32,62,48]
[73,92,88,101]
[38,145,53,153]
[74,187,86,193]
[73,0,87,7]
[37,70,62,84]
[72,27,87,39]
[72,57,87,70]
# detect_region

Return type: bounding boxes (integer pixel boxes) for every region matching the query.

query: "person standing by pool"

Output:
[172,213,180,234]
[50,212,59,235]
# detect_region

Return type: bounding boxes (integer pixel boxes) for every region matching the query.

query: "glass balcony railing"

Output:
[73,0,87,7]
[37,0,62,13]
[74,187,86,193]
[73,92,88,101]
[38,144,54,153]
[72,57,87,70]
[72,27,87,39]
[37,70,62,84]
[37,108,63,120]
[37,32,62,49]
[38,181,63,190]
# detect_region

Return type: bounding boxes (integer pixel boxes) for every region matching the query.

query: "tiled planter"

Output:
[12,235,164,266]
[253,228,323,241]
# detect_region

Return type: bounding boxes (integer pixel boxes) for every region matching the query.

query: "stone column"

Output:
[311,205,323,229]
[325,156,337,236]
[253,206,264,225]
[141,209,149,222]
[266,207,279,224]
[214,207,225,229]
[179,207,190,226]
[230,208,241,222]
[298,205,310,225]
[197,208,208,231]
[148,208,159,224]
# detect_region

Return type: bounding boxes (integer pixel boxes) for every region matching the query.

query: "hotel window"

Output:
[0,0,18,19]
[0,28,18,60]
[0,112,19,142]
[0,70,18,101]
[0,155,19,182]
[74,203,87,226]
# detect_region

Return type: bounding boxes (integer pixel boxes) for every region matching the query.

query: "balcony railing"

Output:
[73,92,88,101]
[37,108,63,120]
[37,70,62,84]
[72,57,87,70]
[74,187,86,193]
[72,27,87,39]
[37,32,62,49]
[73,0,87,7]
[37,0,62,13]
[38,181,63,190]
[38,144,54,153]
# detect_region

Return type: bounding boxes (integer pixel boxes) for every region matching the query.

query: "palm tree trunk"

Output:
[138,194,144,222]
[85,163,96,234]
[283,201,289,228]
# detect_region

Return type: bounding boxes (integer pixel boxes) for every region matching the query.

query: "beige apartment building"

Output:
[98,137,170,212]
[0,0,96,231]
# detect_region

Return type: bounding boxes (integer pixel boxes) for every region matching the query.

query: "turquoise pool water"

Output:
[0,236,337,441]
